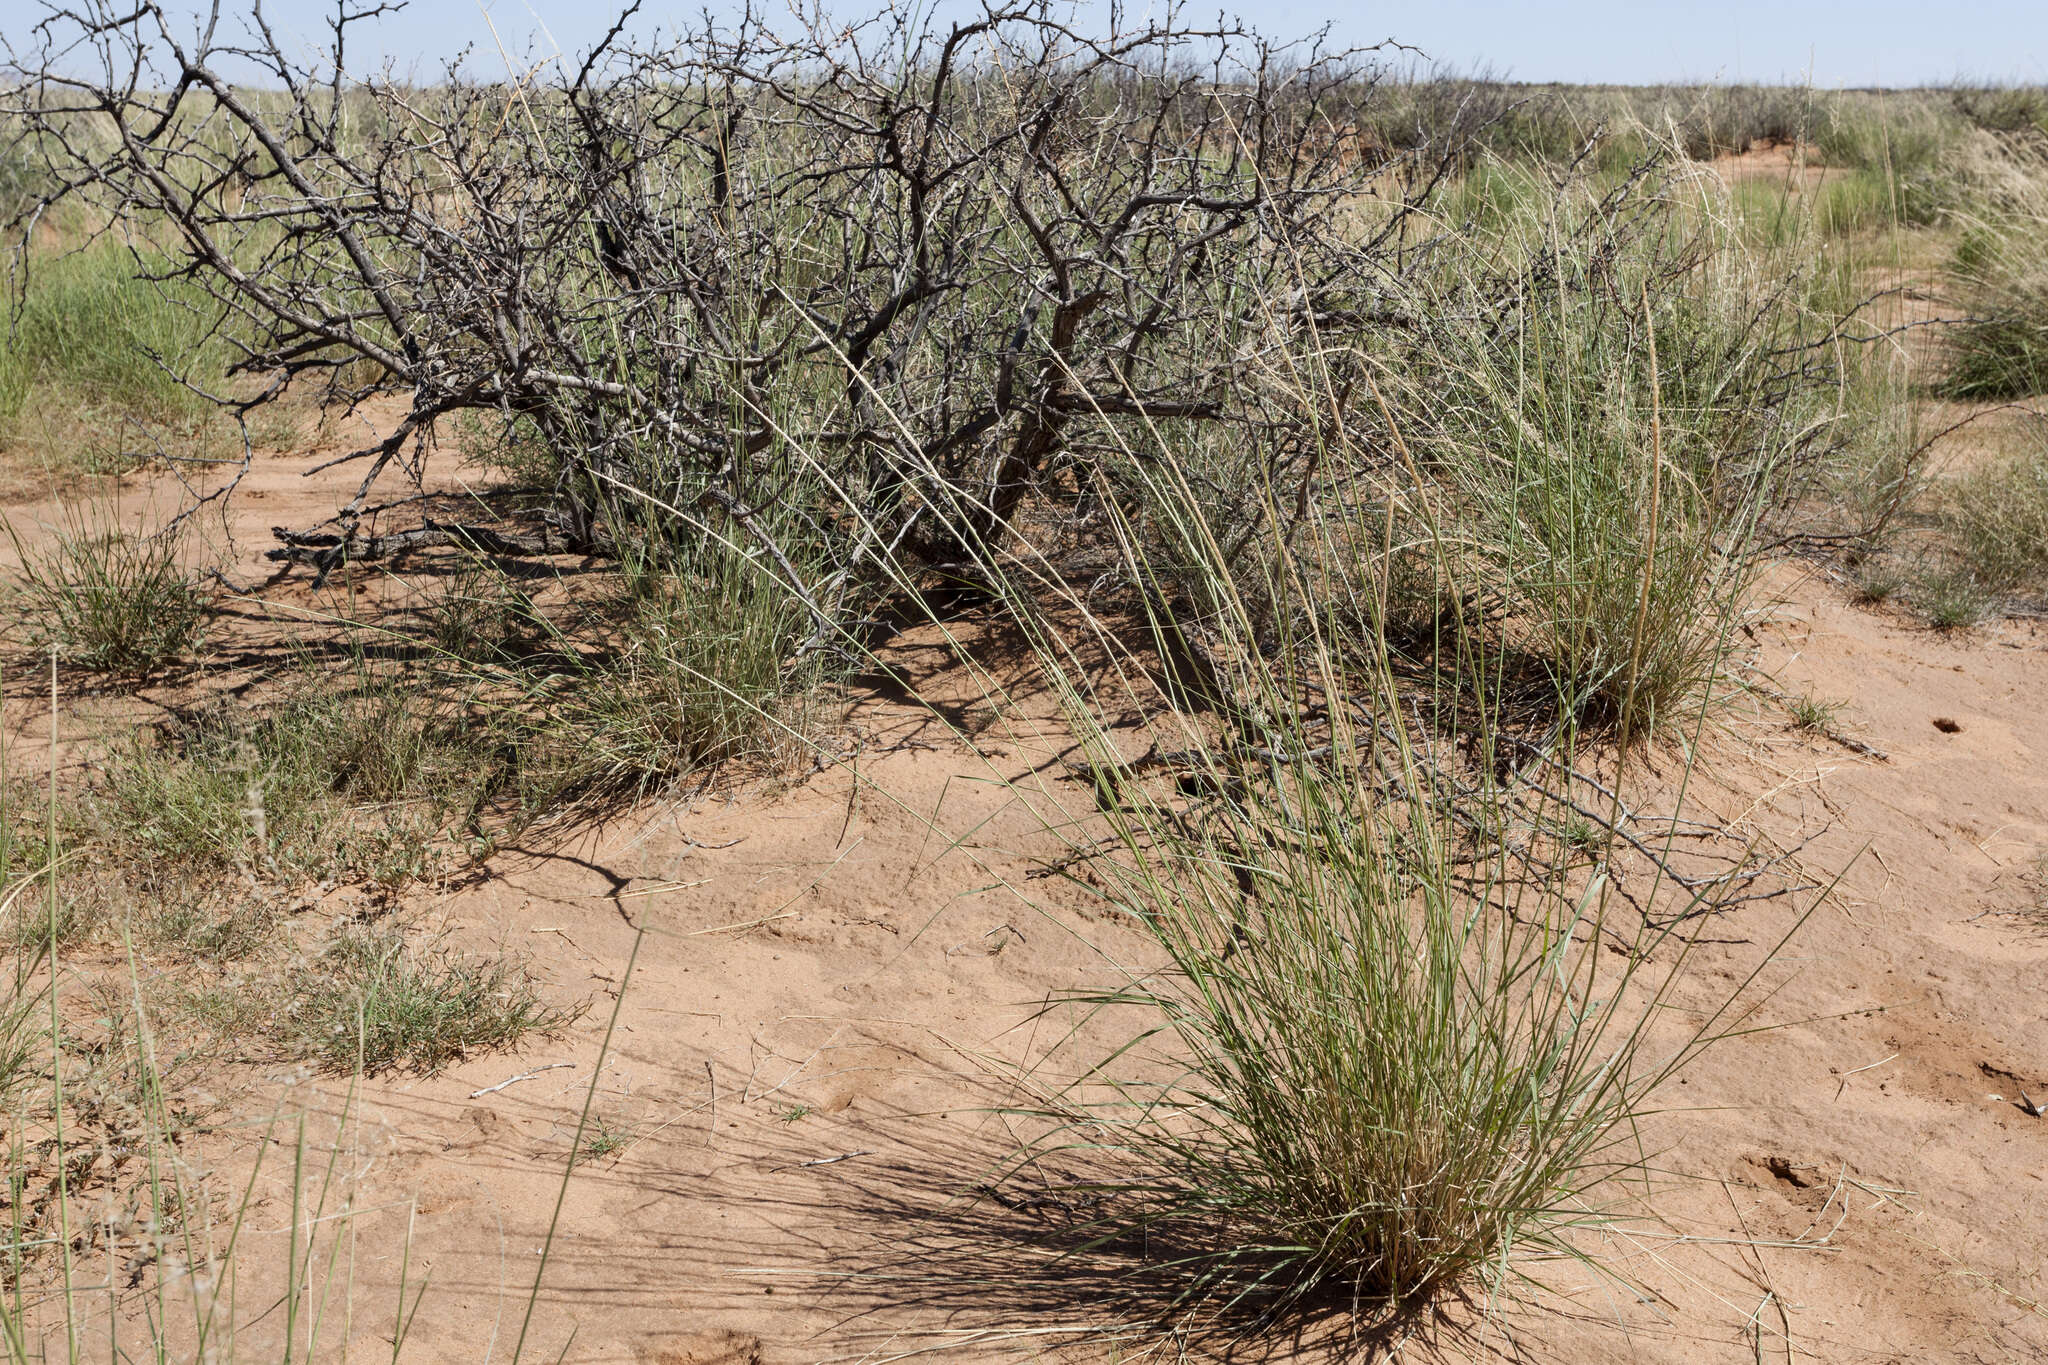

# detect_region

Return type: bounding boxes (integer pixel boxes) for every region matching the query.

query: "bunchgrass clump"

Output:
[420,552,547,664]
[1021,763,1725,1325]
[528,543,809,800]
[1818,361,1929,547]
[978,475,1790,1340]
[1814,168,1907,235]
[1811,95,1961,224]
[1941,141,2048,399]
[1852,560,1908,604]
[1945,309,2048,400]
[950,249,1802,1334]
[1913,566,1994,628]
[1369,161,1806,738]
[8,519,207,675]
[1943,426,2048,594]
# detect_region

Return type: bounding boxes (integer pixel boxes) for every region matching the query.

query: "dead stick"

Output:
[468,1062,574,1099]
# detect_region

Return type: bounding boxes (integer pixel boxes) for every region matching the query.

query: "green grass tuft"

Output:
[91,680,504,896]
[1852,561,1907,604]
[1941,141,2048,399]
[1944,311,2048,400]
[527,545,810,800]
[7,519,207,675]
[1787,691,1848,731]
[985,423,1793,1333]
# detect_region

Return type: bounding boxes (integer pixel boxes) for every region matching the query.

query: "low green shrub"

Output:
[1951,85,2048,136]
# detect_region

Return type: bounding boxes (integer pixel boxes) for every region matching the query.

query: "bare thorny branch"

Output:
[4,1,1450,594]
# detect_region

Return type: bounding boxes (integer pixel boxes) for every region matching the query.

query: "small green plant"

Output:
[260,924,570,1075]
[0,920,613,1361]
[581,1116,634,1159]
[775,1103,813,1124]
[8,520,207,674]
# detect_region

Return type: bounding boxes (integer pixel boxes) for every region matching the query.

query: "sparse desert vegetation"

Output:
[1,4,2047,1362]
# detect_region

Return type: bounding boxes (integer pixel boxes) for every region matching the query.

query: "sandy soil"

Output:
[5,412,2047,1363]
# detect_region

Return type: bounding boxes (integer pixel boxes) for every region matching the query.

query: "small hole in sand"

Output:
[1932,717,1962,734]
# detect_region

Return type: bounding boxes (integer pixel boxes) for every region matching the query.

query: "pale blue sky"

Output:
[25,2,2048,87]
